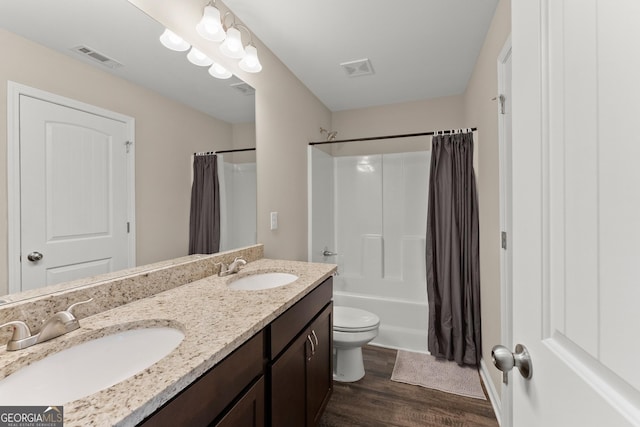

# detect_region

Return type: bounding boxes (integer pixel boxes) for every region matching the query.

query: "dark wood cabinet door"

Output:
[214,377,265,427]
[270,331,308,427]
[306,304,333,427]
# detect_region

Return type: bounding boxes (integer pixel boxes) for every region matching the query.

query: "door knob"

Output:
[27,252,44,262]
[491,343,533,384]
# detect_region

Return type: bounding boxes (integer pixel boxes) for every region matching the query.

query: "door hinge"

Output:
[499,94,506,115]
[125,140,133,153]
[127,222,130,233]
[501,231,507,250]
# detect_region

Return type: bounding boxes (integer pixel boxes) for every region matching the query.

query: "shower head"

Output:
[319,127,338,141]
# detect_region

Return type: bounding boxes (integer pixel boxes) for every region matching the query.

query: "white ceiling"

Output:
[0,0,255,123]
[224,0,499,111]
[0,0,499,121]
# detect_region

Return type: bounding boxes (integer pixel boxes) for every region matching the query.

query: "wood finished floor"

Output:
[318,346,499,427]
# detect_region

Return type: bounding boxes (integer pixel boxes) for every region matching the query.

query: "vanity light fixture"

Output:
[187,47,214,66]
[195,4,263,73]
[159,28,190,52]
[208,62,232,79]
[196,1,226,42]
[160,5,263,74]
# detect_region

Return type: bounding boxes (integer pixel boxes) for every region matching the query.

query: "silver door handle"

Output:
[322,249,337,257]
[491,343,532,384]
[27,252,43,262]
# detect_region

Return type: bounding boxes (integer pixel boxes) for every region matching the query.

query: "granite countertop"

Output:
[0,258,336,426]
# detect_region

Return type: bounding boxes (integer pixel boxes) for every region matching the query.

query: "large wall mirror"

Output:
[0,0,256,302]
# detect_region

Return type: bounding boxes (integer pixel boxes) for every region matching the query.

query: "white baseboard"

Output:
[480,358,502,425]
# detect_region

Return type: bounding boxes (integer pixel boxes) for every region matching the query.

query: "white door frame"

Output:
[497,35,513,427]
[7,81,136,293]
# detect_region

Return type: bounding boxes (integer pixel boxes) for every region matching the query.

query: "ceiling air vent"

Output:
[340,58,374,77]
[230,82,256,96]
[71,46,123,69]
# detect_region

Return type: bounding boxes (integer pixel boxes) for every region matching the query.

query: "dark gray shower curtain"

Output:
[188,154,220,254]
[426,132,481,366]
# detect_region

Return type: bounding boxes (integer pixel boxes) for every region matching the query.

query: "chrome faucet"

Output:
[217,257,247,277]
[0,298,93,351]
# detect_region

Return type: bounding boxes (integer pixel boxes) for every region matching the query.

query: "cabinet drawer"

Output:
[140,330,264,427]
[269,277,332,359]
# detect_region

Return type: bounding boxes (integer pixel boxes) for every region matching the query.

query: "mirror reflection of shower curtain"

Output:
[217,154,257,252]
[188,154,220,254]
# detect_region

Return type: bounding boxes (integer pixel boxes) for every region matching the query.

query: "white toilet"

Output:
[333,306,380,382]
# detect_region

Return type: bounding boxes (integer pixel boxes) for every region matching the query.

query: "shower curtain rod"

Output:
[194,147,256,156]
[308,127,477,146]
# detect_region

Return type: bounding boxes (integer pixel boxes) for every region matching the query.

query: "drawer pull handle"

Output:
[307,334,315,359]
[311,330,319,347]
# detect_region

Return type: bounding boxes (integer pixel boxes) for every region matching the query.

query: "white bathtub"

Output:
[333,276,428,353]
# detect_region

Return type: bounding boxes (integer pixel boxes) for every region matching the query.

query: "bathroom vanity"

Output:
[140,277,333,427]
[0,246,337,426]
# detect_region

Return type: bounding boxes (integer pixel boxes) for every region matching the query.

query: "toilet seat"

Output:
[333,306,380,333]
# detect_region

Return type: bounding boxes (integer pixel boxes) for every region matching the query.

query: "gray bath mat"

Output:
[390,350,486,400]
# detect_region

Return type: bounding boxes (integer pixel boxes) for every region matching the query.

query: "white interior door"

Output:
[497,37,513,426]
[18,93,133,291]
[510,0,640,425]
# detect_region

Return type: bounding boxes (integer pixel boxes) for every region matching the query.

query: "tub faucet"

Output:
[218,257,247,277]
[0,298,93,351]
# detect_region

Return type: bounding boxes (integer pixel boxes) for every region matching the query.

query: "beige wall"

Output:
[0,29,233,295]
[331,95,466,156]
[228,122,256,163]
[332,95,465,139]
[463,0,511,392]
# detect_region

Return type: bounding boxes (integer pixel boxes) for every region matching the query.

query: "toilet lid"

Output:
[333,306,380,332]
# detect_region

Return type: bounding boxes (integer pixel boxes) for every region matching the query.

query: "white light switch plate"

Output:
[270,212,278,230]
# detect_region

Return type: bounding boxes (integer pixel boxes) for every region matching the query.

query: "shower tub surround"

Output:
[311,148,430,352]
[0,245,336,426]
[218,156,257,251]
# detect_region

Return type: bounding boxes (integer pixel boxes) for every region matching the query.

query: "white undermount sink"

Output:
[228,272,299,290]
[0,326,184,405]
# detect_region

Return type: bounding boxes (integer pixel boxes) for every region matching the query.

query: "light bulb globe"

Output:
[196,5,226,42]
[187,47,214,66]
[219,27,246,59]
[159,28,190,52]
[239,45,262,73]
[208,62,232,79]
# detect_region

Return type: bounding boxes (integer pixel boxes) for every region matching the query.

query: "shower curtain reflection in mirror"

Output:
[189,154,220,254]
